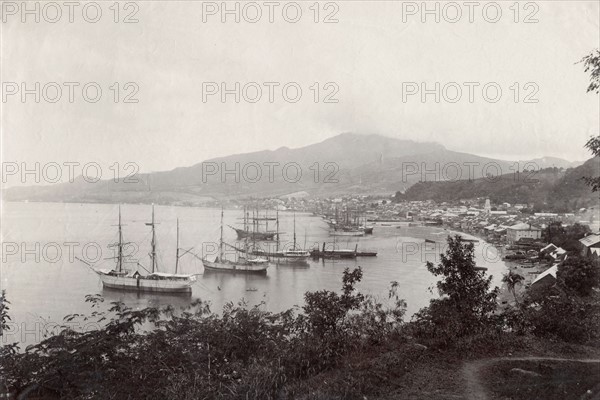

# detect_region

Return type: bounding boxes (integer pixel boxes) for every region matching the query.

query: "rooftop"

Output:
[532,265,558,285]
[580,234,600,247]
[508,222,541,231]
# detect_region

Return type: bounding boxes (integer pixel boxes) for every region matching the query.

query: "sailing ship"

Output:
[85,206,197,294]
[228,206,277,240]
[203,208,269,273]
[328,206,368,236]
[330,228,365,237]
[250,211,310,264]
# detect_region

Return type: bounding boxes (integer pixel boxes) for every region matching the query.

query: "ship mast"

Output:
[335,206,339,232]
[293,211,297,250]
[175,218,180,274]
[251,207,256,253]
[220,207,224,261]
[276,207,280,252]
[146,205,158,273]
[117,205,123,272]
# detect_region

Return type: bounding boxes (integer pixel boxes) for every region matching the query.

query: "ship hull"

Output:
[240,249,310,265]
[202,259,268,273]
[271,258,310,266]
[233,228,277,241]
[310,250,357,259]
[97,273,195,293]
[329,230,365,237]
[267,253,310,265]
[269,255,310,262]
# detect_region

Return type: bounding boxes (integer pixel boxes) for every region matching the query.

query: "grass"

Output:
[286,342,466,400]
[481,360,600,400]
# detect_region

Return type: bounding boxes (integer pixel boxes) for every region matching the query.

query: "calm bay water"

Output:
[1,202,508,345]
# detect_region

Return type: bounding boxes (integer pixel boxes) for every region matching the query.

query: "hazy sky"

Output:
[2,1,599,180]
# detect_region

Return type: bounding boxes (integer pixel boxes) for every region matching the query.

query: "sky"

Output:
[2,1,599,184]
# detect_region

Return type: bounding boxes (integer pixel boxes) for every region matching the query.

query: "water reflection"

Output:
[101,287,194,306]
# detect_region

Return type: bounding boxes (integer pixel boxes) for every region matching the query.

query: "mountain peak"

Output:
[324,132,445,150]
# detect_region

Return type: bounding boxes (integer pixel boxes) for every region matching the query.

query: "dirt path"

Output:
[462,356,600,400]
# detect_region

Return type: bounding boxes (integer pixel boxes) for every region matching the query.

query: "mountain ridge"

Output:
[2,133,586,204]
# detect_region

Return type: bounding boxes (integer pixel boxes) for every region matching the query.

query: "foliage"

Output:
[517,290,600,344]
[580,49,600,94]
[557,256,600,296]
[395,162,600,212]
[583,135,600,192]
[502,271,525,305]
[580,49,600,191]
[0,291,12,340]
[542,222,591,253]
[504,258,600,344]
[412,236,499,345]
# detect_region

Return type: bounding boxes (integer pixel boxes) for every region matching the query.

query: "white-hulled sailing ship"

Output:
[250,211,310,264]
[202,208,269,273]
[82,206,197,294]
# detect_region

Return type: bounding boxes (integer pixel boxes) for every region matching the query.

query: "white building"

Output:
[507,222,542,243]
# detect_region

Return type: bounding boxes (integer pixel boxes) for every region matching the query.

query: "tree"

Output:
[557,256,600,296]
[0,291,10,335]
[502,271,525,305]
[580,49,600,94]
[542,222,590,254]
[543,221,565,243]
[413,236,499,341]
[566,223,592,240]
[303,267,364,338]
[580,49,600,191]
[583,136,600,192]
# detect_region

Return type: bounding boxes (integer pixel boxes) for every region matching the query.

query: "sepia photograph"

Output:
[1,1,600,399]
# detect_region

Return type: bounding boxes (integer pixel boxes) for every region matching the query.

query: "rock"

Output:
[510,368,542,378]
[413,343,428,351]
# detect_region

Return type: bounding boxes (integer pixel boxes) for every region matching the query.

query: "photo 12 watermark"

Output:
[1,241,141,265]
[200,161,339,184]
[1,320,102,345]
[400,2,539,24]
[1,1,140,24]
[401,82,539,104]
[200,1,339,24]
[399,161,541,183]
[1,162,141,185]
[201,82,340,104]
[2,82,140,104]
[396,239,503,264]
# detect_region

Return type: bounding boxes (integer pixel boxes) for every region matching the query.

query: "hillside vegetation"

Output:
[395,158,599,212]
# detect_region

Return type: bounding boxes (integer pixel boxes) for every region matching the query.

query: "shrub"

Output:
[557,256,600,296]
[412,236,500,345]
